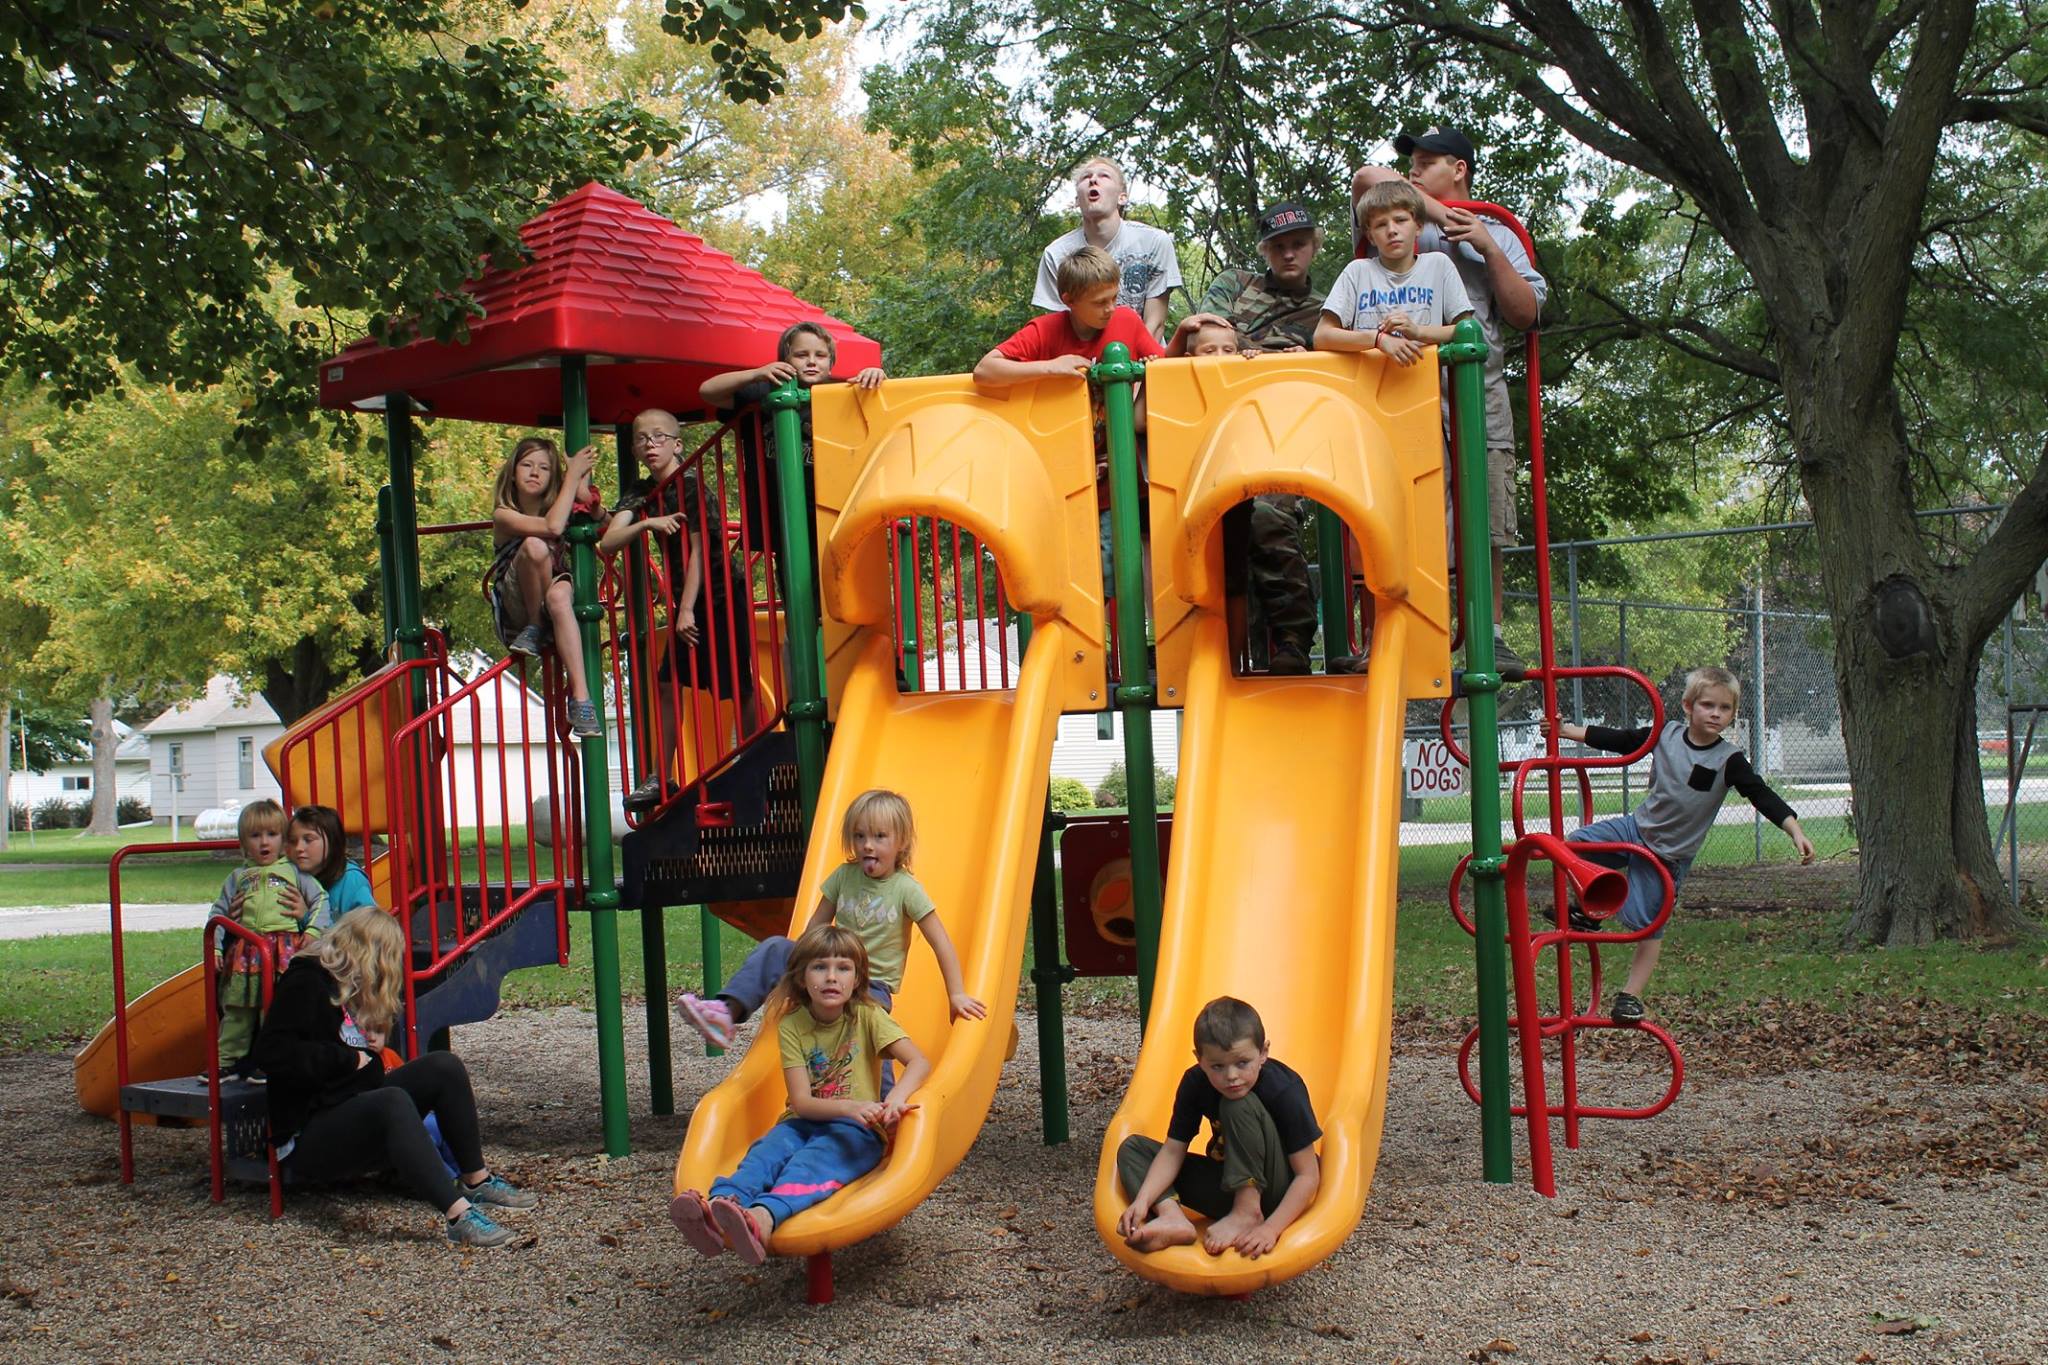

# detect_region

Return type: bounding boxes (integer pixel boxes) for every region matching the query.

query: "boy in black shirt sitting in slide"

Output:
[1115,997,1321,1259]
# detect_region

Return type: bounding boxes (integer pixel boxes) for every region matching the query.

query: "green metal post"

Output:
[766,381,826,833]
[894,520,919,692]
[1018,614,1072,1144]
[1092,342,1163,1031]
[1314,502,1349,670]
[1446,318,1513,1183]
[375,485,399,654]
[562,357,630,1158]
[613,426,673,1113]
[698,905,724,1058]
[382,398,426,667]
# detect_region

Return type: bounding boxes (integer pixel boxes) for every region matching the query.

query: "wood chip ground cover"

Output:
[2,1005,2042,1363]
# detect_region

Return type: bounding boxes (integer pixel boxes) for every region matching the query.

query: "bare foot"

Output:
[1203,1208,1260,1255]
[1126,1202,1199,1252]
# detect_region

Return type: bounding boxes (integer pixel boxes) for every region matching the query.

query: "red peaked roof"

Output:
[318,183,882,427]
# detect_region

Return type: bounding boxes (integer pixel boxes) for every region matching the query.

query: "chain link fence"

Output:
[1406,509,2048,906]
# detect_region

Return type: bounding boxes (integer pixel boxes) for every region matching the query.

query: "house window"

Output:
[168,743,184,776]
[238,737,254,790]
[62,775,90,792]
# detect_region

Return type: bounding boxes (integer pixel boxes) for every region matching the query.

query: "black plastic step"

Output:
[120,1075,267,1121]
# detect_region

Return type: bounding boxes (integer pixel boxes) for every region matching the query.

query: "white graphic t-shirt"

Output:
[1320,253,1474,337]
[1032,221,1182,314]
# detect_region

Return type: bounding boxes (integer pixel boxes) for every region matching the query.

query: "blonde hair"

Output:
[773,923,876,1014]
[1055,245,1122,300]
[237,799,287,850]
[314,907,406,1039]
[841,788,914,871]
[492,436,563,513]
[1072,155,1127,189]
[1356,179,1426,232]
[1682,665,1741,710]
[1189,319,1242,355]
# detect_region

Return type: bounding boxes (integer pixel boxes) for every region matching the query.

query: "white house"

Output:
[142,677,286,825]
[9,720,151,817]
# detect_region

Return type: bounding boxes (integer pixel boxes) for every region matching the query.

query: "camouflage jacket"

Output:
[1199,268,1326,351]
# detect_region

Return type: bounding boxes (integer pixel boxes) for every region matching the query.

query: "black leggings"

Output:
[283,1052,484,1214]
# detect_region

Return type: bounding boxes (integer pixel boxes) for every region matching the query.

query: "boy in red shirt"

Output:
[976,246,1214,589]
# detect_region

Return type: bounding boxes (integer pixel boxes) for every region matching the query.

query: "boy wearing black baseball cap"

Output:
[1352,127,1548,678]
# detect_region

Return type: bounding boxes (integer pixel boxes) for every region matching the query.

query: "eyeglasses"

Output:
[633,431,680,448]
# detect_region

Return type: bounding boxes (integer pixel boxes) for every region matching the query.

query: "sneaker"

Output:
[1327,653,1369,675]
[1266,645,1312,676]
[675,992,735,1049]
[461,1173,538,1212]
[1542,902,1604,934]
[1610,992,1646,1024]
[623,778,675,814]
[508,624,546,658]
[567,700,602,738]
[1492,633,1529,680]
[446,1207,515,1248]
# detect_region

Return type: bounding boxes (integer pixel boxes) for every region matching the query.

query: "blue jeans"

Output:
[718,936,898,1090]
[710,1118,885,1227]
[1567,811,1690,938]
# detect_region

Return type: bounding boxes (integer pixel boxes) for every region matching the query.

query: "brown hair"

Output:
[1682,665,1741,710]
[778,321,837,368]
[288,804,350,889]
[492,436,563,513]
[1055,245,1122,300]
[1192,996,1267,1053]
[314,907,406,1039]
[773,923,876,1014]
[1356,179,1426,232]
[840,788,915,871]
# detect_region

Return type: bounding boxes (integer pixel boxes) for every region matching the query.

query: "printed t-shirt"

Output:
[1320,253,1473,336]
[1032,221,1182,314]
[1166,1056,1321,1155]
[819,863,936,991]
[778,1001,909,1119]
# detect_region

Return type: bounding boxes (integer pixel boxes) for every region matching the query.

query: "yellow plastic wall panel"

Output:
[1142,350,1451,704]
[810,376,1107,716]
[263,670,415,835]
[1090,609,1412,1294]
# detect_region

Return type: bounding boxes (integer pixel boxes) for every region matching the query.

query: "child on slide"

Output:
[669,924,930,1263]
[1116,997,1322,1260]
[676,789,987,1048]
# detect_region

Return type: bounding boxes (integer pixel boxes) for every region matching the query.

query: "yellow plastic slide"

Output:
[675,373,1107,1256]
[1090,349,1451,1294]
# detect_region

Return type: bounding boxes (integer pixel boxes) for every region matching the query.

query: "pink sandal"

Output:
[709,1196,768,1265]
[668,1189,724,1258]
[675,993,735,1049]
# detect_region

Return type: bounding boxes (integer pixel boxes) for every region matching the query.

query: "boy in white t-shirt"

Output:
[1031,157,1181,337]
[1315,178,1473,362]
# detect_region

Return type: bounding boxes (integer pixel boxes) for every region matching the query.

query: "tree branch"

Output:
[1951,96,2048,136]
[1957,438,2048,644]
[1687,0,1802,217]
[1583,283,1783,382]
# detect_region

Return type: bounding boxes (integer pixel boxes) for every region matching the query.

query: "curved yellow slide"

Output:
[1091,349,1451,1294]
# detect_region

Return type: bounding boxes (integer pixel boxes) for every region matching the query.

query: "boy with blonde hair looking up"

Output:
[1032,157,1181,338]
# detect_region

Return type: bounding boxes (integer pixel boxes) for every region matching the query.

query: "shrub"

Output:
[6,802,24,833]
[1092,762,1177,810]
[1048,776,1093,814]
[33,797,80,830]
[117,796,152,825]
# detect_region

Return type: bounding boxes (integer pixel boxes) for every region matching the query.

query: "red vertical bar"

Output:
[909,517,925,689]
[950,522,967,689]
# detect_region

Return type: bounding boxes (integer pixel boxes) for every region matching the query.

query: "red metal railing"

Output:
[387,649,581,1051]
[1423,203,1684,1189]
[887,516,1018,692]
[108,839,240,1188]
[203,915,285,1216]
[604,412,788,827]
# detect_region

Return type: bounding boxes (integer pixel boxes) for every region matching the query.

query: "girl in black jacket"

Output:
[252,907,537,1247]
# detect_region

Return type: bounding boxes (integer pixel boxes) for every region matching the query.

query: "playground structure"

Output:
[78,183,1685,1298]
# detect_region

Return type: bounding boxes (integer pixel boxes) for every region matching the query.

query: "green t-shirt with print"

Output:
[777,1000,909,1121]
[818,863,935,991]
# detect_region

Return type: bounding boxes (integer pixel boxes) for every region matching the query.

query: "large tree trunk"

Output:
[87,696,118,836]
[1789,371,2032,945]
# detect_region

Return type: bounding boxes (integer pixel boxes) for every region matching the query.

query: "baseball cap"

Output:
[1257,202,1315,243]
[1394,126,1478,163]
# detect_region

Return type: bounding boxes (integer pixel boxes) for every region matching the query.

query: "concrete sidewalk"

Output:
[0,903,212,941]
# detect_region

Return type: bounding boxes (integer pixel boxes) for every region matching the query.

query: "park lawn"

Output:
[0,858,233,909]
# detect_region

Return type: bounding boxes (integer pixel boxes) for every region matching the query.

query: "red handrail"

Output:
[202,914,285,1216]
[603,412,788,827]
[108,839,240,1187]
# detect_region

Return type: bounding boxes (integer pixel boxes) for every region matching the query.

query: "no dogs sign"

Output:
[1403,737,1467,798]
